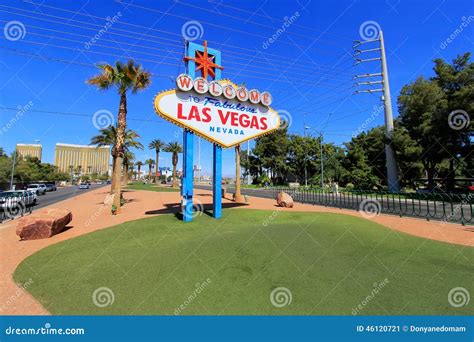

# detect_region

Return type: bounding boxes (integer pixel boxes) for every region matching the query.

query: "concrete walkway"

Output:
[1,186,472,315]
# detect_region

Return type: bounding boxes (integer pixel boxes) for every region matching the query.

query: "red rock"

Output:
[277,191,294,208]
[16,208,73,240]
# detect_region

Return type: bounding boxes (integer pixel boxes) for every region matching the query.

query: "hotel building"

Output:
[16,143,42,161]
[54,143,110,175]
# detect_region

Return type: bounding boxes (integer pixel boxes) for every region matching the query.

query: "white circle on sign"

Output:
[248,89,260,104]
[193,77,209,94]
[223,85,236,99]
[236,87,249,102]
[260,91,272,106]
[209,81,223,97]
[176,73,193,91]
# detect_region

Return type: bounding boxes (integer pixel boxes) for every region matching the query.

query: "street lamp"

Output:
[304,126,324,190]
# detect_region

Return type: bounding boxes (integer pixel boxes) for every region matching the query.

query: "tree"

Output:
[164,142,182,187]
[136,161,143,180]
[431,53,473,190]
[253,126,289,184]
[145,159,155,181]
[87,60,151,213]
[234,144,244,202]
[149,139,165,184]
[122,151,134,185]
[90,125,143,191]
[398,76,448,189]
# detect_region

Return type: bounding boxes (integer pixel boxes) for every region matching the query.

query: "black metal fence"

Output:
[195,185,473,225]
[267,187,473,225]
[0,198,34,223]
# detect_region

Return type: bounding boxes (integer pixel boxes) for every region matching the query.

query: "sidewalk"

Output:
[0,186,472,315]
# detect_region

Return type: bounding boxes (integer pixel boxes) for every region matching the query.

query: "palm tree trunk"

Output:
[234,144,244,202]
[172,164,177,187]
[155,151,159,184]
[122,163,128,186]
[110,155,116,193]
[138,166,141,180]
[112,92,127,214]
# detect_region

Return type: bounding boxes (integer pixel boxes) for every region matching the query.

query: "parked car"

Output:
[44,183,57,192]
[27,183,47,195]
[0,190,36,209]
[78,183,91,189]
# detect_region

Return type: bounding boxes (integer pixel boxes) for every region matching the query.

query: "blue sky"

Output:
[0,0,472,177]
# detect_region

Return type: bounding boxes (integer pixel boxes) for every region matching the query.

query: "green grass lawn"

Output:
[126,182,179,192]
[14,210,473,315]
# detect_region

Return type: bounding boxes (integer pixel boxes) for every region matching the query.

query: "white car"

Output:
[27,183,47,195]
[0,190,36,209]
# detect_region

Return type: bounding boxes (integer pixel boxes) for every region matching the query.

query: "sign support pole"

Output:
[182,130,194,222]
[213,144,222,219]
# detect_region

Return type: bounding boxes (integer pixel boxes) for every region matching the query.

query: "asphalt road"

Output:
[33,184,107,210]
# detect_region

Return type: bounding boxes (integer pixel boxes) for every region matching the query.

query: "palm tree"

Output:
[145,159,155,181]
[87,60,151,213]
[234,144,244,202]
[148,139,165,184]
[164,142,182,187]
[136,161,143,180]
[122,151,134,186]
[90,125,143,191]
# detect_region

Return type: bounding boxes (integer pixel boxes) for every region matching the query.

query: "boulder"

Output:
[103,193,115,206]
[16,208,73,240]
[276,191,294,208]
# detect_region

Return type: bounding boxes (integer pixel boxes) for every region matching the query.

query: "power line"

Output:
[0,107,161,123]
[12,3,351,72]
[115,0,350,53]
[205,0,356,41]
[6,22,350,83]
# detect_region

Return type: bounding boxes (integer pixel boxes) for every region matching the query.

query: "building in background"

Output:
[54,143,110,175]
[16,143,42,161]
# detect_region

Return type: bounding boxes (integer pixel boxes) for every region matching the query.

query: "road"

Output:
[33,184,107,210]
[195,185,473,225]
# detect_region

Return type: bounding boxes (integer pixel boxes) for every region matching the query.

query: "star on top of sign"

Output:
[183,40,224,79]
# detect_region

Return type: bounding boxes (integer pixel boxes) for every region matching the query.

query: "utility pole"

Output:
[9,148,17,190]
[353,30,400,193]
[246,140,251,185]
